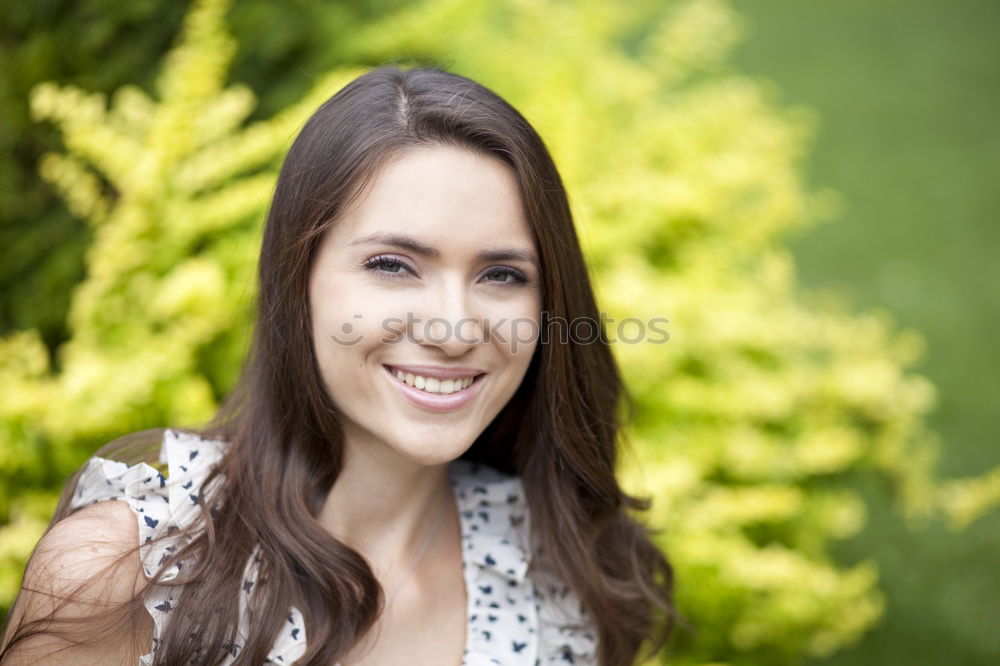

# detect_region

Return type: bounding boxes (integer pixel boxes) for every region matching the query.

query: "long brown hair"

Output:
[2,65,681,665]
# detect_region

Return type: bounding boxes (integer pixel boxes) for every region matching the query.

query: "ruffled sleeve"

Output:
[69,428,232,666]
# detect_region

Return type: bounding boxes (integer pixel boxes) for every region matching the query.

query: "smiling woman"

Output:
[0,66,680,666]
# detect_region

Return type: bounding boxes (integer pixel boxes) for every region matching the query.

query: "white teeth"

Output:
[392,368,476,394]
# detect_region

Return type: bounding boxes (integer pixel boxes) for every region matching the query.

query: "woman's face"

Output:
[308,145,543,468]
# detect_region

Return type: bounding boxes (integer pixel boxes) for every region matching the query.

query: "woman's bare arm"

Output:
[1,499,154,665]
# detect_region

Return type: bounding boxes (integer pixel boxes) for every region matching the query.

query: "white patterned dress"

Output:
[70,428,599,665]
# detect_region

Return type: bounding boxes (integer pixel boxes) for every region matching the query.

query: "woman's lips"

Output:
[383,364,485,413]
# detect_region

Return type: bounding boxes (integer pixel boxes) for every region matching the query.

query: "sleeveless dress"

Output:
[70,428,598,665]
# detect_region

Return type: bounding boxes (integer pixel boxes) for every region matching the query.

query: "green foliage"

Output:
[0,0,191,348]
[0,0,406,353]
[0,0,364,613]
[1,0,998,664]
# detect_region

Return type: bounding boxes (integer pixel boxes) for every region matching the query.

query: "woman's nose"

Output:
[413,284,482,353]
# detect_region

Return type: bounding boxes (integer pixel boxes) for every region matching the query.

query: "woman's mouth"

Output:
[383,365,486,412]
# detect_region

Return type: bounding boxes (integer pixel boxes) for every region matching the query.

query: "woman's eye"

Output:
[362,255,411,278]
[483,268,529,285]
[377,259,404,273]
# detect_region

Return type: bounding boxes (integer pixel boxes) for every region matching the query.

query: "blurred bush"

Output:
[2,0,998,664]
[0,0,408,363]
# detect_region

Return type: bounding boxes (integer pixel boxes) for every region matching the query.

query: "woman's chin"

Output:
[381,430,475,467]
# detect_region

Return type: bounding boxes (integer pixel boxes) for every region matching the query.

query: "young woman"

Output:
[1,66,679,665]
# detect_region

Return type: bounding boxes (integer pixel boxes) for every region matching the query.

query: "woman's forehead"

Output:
[327,145,536,254]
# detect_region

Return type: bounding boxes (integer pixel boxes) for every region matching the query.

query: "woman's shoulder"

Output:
[56,428,233,663]
[20,498,147,606]
[2,499,153,662]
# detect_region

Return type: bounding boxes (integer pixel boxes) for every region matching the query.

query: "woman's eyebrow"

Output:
[350,232,539,268]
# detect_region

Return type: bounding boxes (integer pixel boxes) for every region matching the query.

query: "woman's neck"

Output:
[316,436,456,584]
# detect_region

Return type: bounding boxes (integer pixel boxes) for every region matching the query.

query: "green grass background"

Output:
[732,1,1000,663]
